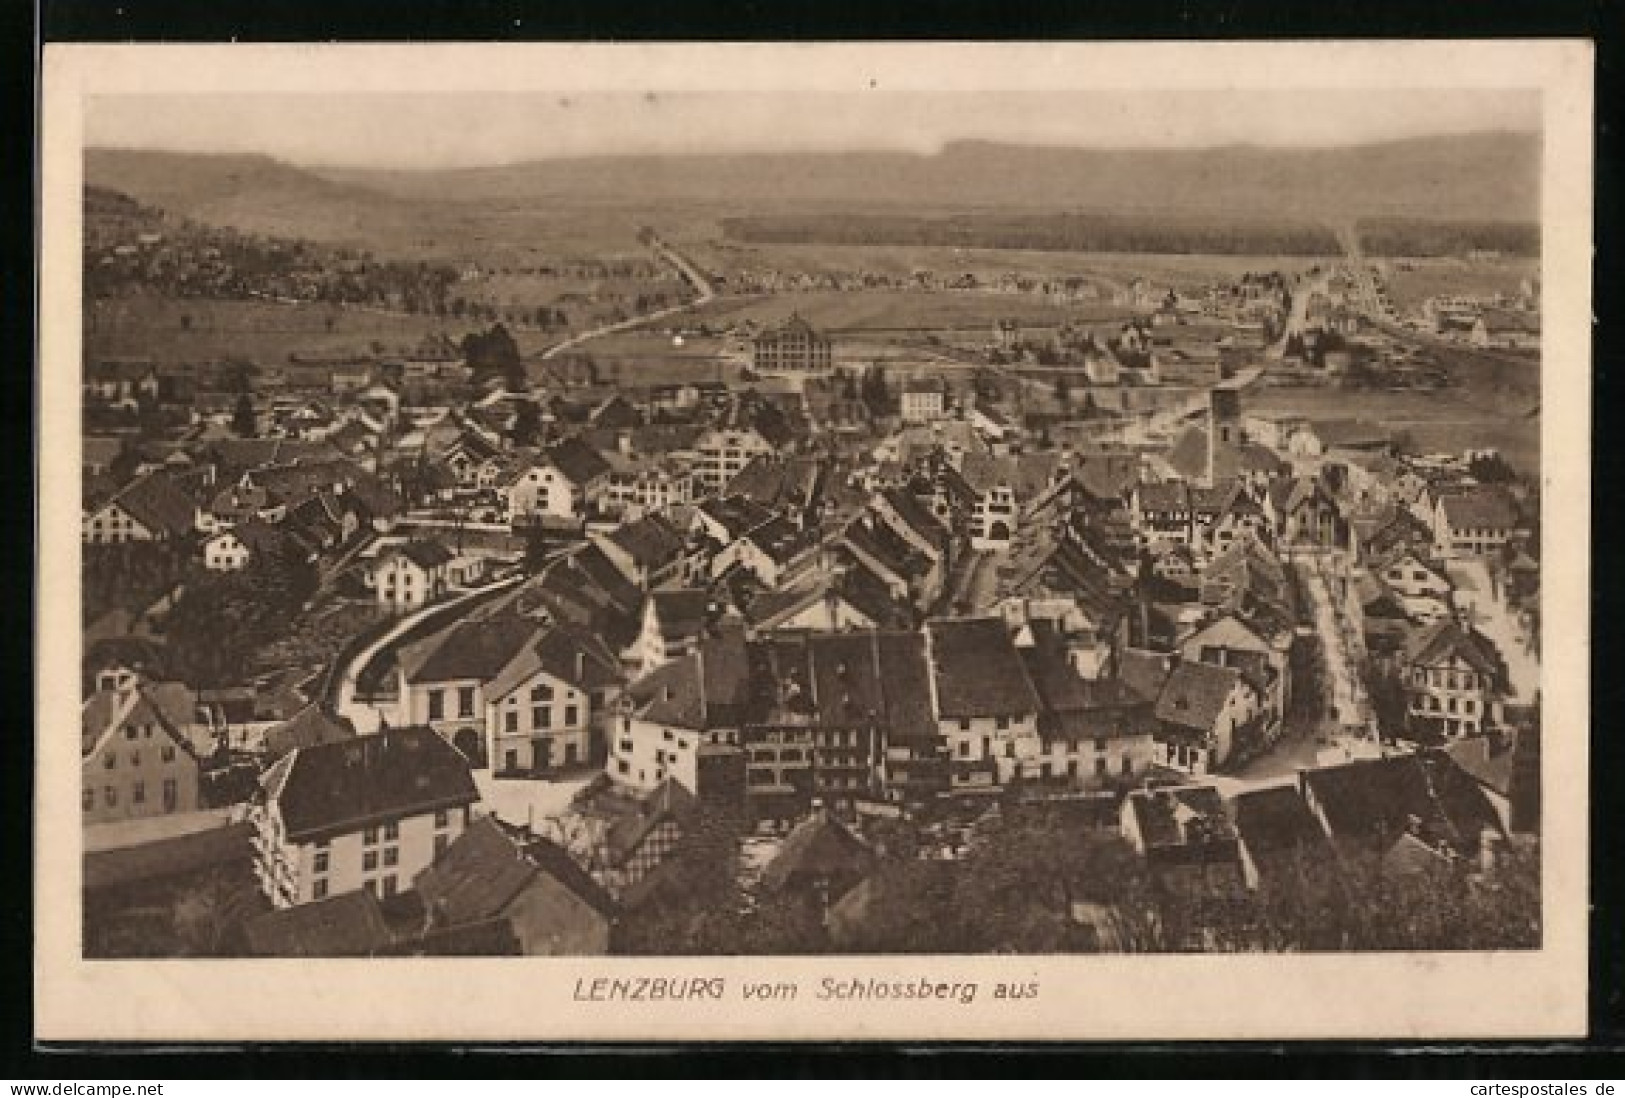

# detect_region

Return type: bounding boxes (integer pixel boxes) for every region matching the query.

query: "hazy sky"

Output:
[85,89,1541,170]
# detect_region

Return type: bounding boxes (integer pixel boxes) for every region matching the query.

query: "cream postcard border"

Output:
[36,40,1592,1043]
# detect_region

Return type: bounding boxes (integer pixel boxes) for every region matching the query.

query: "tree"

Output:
[230,392,257,438]
[510,398,544,448]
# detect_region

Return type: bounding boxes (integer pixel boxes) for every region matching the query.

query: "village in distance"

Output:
[78,126,1543,959]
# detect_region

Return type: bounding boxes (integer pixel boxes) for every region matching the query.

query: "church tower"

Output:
[1207,386,1242,486]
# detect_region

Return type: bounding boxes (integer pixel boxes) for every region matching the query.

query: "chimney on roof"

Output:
[575,651,585,682]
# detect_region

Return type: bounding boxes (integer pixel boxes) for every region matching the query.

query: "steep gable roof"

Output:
[1154,660,1246,734]
[105,472,196,538]
[545,436,613,486]
[1403,619,1504,681]
[241,889,394,957]
[926,617,1041,719]
[263,704,356,762]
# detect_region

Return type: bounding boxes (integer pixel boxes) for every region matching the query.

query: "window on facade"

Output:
[384,847,399,868]
[383,822,399,841]
[314,850,330,874]
[959,718,971,732]
[162,779,177,811]
[995,716,1010,731]
[505,710,519,735]
[104,754,115,770]
[364,880,377,897]
[132,781,145,804]
[428,690,445,720]
[535,706,551,730]
[564,705,579,726]
[364,827,379,846]
[531,684,554,702]
[313,879,329,900]
[434,809,449,829]
[161,744,175,763]
[958,741,970,758]
[458,687,475,718]
[363,850,379,872]
[104,786,117,807]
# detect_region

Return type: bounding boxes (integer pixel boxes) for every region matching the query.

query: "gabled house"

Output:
[611,632,753,799]
[1019,625,1157,789]
[925,617,1043,788]
[1372,549,1455,623]
[709,515,822,589]
[250,725,481,908]
[481,622,624,775]
[1265,475,1346,548]
[630,589,713,676]
[81,669,204,825]
[1401,619,1506,740]
[202,517,291,572]
[82,471,198,545]
[369,540,455,611]
[1152,659,1266,775]
[1298,751,1505,866]
[1432,489,1521,559]
[1131,481,1192,547]
[592,512,690,590]
[503,437,613,523]
[414,816,615,956]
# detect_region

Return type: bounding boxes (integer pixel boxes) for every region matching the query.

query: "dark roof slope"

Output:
[270,726,480,843]
[1154,660,1245,733]
[241,889,394,957]
[263,704,356,762]
[926,617,1041,718]
[407,614,538,684]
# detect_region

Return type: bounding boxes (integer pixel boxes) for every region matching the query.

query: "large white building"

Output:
[251,725,481,908]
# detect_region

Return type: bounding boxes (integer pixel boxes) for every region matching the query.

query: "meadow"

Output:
[1379,258,1539,316]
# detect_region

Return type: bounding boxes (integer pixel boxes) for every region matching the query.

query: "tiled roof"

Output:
[761,809,873,893]
[407,614,538,685]
[545,437,613,487]
[263,705,356,762]
[926,617,1041,719]
[1154,660,1245,734]
[606,513,686,569]
[241,889,394,957]
[268,726,480,843]
[1229,785,1329,867]
[105,472,196,538]
[1439,489,1520,532]
[415,816,615,927]
[1136,481,1189,513]
[1403,619,1504,681]
[1302,751,1504,856]
[650,589,712,641]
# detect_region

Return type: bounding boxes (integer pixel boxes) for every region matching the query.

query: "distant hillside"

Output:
[83,148,436,248]
[324,132,1540,222]
[86,133,1540,258]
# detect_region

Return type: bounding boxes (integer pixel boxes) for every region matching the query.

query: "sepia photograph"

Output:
[36,40,1591,1042]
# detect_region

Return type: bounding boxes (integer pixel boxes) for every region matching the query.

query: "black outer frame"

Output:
[16,0,1624,1077]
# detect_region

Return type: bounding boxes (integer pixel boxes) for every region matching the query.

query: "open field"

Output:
[675,290,1132,335]
[85,294,563,366]
[1248,384,1539,475]
[1378,258,1539,316]
[687,240,1329,291]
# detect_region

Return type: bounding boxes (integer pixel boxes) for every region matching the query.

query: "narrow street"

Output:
[1291,552,1371,733]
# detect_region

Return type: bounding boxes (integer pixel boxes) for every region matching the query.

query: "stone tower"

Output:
[1208,387,1242,486]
